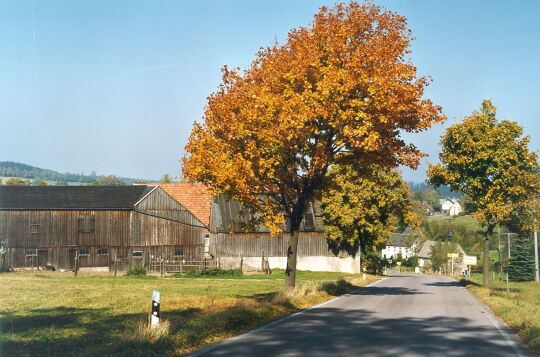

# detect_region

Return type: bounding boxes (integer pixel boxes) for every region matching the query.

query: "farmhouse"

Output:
[381,228,417,260]
[439,198,463,216]
[0,185,207,271]
[417,240,468,273]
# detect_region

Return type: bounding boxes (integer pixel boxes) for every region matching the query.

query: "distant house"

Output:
[439,198,462,216]
[417,240,467,273]
[381,228,417,260]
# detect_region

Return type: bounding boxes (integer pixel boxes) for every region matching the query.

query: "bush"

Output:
[364,253,388,275]
[126,265,147,276]
[176,268,243,278]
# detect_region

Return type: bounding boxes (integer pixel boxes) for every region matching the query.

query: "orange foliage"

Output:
[183,2,445,234]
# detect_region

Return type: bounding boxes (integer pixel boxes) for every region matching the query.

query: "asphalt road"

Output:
[192,273,526,357]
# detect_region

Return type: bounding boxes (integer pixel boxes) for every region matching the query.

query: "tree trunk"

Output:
[285,230,300,289]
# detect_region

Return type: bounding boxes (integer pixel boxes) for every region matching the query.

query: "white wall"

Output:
[381,246,414,260]
[218,255,361,274]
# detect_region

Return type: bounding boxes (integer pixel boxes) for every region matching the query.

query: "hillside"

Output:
[0,161,148,185]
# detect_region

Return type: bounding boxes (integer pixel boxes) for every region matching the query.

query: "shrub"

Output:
[183,268,243,278]
[126,265,147,276]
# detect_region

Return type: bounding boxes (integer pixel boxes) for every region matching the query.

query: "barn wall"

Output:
[0,188,207,270]
[210,231,342,258]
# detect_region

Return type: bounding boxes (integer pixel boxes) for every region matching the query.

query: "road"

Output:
[192,273,526,357]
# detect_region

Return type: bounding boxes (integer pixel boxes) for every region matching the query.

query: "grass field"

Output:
[0,270,377,356]
[467,273,540,354]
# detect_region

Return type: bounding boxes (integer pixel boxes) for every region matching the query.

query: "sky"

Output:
[0,0,538,182]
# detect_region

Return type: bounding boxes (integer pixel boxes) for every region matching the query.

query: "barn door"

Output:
[37,249,48,268]
[68,249,77,269]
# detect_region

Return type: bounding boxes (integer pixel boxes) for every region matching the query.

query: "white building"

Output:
[439,198,463,216]
[381,229,416,260]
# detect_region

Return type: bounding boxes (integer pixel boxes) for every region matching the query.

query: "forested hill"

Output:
[408,181,461,199]
[0,161,146,185]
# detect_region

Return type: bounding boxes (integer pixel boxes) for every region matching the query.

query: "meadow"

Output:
[0,270,377,356]
[467,273,540,354]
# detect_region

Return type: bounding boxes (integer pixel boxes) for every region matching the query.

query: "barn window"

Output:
[132,250,143,258]
[79,247,90,256]
[30,224,39,233]
[174,248,184,257]
[97,247,109,255]
[25,249,37,256]
[78,216,95,233]
[302,202,315,231]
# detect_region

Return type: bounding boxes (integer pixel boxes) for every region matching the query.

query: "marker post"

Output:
[151,290,160,328]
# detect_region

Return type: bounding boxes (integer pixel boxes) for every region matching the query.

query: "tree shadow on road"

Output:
[200,306,518,357]
[351,286,430,296]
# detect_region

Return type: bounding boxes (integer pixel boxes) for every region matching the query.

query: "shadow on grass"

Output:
[0,300,299,357]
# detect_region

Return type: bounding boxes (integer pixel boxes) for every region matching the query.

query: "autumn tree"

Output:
[321,165,417,265]
[5,178,30,186]
[183,2,445,288]
[428,100,539,286]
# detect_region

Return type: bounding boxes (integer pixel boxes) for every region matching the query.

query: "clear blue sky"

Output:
[1,0,538,182]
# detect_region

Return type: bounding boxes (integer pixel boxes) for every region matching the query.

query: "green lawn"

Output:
[467,273,540,354]
[0,270,377,356]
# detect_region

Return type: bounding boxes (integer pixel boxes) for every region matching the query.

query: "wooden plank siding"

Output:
[0,187,207,270]
[210,231,339,258]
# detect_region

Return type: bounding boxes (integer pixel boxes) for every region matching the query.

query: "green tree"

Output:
[31,178,48,186]
[5,178,30,186]
[321,165,417,259]
[430,241,458,274]
[91,175,126,186]
[423,188,441,212]
[506,236,535,282]
[160,174,173,184]
[428,100,540,286]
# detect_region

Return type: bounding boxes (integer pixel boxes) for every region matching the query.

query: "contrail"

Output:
[129,62,184,73]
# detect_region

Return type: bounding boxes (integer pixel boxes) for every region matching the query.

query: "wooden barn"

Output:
[0,185,208,271]
[152,184,360,273]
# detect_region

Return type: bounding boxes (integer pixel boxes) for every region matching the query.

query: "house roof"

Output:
[418,240,436,259]
[159,184,212,227]
[418,240,466,259]
[0,185,155,210]
[386,228,412,247]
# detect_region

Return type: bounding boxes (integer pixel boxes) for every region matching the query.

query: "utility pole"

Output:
[534,229,539,282]
[534,196,539,282]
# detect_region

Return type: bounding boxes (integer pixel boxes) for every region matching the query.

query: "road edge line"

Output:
[463,287,527,357]
[189,277,387,356]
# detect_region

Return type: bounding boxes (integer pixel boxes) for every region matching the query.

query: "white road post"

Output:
[151,290,160,328]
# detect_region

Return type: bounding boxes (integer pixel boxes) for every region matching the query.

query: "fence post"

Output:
[240,255,243,272]
[74,251,79,277]
[261,250,265,272]
[506,272,510,294]
[114,254,118,277]
[160,259,163,277]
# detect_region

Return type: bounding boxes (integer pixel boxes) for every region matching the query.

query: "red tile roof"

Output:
[159,184,212,227]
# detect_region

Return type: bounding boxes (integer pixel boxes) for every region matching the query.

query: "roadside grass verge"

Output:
[466,273,540,354]
[0,270,377,356]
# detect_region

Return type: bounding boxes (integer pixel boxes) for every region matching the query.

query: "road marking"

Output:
[463,288,526,357]
[190,278,387,356]
[483,309,526,357]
